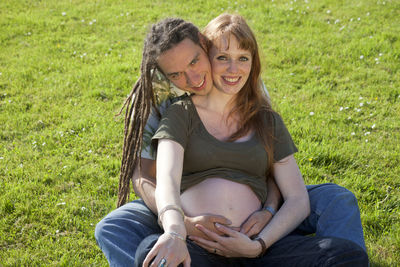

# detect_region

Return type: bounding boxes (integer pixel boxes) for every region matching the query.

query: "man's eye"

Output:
[216,56,227,61]
[170,74,179,80]
[190,58,199,65]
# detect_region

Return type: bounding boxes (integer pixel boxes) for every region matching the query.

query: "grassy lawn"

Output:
[1,0,399,265]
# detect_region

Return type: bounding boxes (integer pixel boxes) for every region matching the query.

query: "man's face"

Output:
[157,38,213,96]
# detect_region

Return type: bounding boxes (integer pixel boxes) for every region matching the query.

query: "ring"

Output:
[158,258,167,267]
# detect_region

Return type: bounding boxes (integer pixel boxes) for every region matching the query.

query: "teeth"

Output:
[194,78,204,88]
[223,77,240,83]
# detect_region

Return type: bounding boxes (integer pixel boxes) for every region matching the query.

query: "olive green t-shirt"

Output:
[152,95,298,203]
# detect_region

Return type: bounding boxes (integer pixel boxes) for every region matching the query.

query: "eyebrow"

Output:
[165,52,200,77]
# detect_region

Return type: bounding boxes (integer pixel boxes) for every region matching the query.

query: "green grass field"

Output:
[1,0,399,265]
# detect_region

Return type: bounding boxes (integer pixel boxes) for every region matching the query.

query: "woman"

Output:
[139,13,310,267]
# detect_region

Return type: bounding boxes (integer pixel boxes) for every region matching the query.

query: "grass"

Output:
[0,0,399,265]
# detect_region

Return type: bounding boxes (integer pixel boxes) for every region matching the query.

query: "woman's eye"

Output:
[216,55,227,61]
[239,56,249,62]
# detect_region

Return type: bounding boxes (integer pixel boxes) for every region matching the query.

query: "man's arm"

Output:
[132,158,158,214]
[240,176,282,237]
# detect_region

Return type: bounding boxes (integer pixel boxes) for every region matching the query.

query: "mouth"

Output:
[222,76,241,85]
[191,77,206,91]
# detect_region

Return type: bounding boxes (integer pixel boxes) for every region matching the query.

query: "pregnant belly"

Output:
[180,178,261,228]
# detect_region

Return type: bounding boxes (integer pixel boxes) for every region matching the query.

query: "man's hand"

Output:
[240,210,273,238]
[184,214,232,240]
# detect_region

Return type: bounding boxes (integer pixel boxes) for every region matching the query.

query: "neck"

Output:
[199,87,236,116]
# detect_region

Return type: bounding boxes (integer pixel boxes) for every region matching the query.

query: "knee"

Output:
[320,238,369,266]
[316,184,359,207]
[94,218,107,244]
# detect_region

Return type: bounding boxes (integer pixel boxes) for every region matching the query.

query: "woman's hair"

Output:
[117,18,201,207]
[203,13,276,178]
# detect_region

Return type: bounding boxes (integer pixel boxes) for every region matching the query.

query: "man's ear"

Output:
[198,33,209,53]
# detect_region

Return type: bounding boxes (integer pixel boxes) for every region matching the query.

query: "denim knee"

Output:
[320,238,369,267]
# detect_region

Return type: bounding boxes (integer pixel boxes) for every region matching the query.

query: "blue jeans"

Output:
[95,183,367,266]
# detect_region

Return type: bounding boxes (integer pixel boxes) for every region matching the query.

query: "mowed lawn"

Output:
[0,0,399,265]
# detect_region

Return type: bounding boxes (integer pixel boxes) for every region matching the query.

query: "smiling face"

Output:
[208,35,252,96]
[157,38,213,96]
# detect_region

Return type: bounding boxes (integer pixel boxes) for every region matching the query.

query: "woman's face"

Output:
[208,35,252,95]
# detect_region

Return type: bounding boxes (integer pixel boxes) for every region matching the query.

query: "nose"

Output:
[227,60,238,73]
[185,69,201,87]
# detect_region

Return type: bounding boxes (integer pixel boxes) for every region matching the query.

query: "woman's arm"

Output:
[143,139,191,267]
[255,154,310,248]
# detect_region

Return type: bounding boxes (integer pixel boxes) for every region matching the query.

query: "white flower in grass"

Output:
[357,17,361,21]
[57,202,66,206]
[359,102,364,107]
[0,157,4,160]
[19,163,23,168]
[32,141,37,145]
[63,166,68,169]
[62,12,66,16]
[0,72,2,75]
[351,132,356,136]
[309,112,314,116]
[81,207,87,211]
[347,116,351,120]
[340,107,344,111]
[42,142,46,146]
[350,18,353,22]
[88,150,92,153]
[89,21,93,25]
[360,55,364,59]
[364,132,371,136]
[371,124,376,129]
[379,53,383,57]
[345,107,349,110]
[56,230,60,234]
[326,10,331,14]
[335,19,340,24]
[339,26,345,31]
[81,19,85,22]
[365,139,368,142]
[375,58,379,61]
[93,19,97,23]
[359,97,363,100]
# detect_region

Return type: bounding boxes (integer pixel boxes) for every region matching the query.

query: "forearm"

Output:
[258,195,310,248]
[132,158,158,214]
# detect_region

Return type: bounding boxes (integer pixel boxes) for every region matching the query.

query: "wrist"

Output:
[254,236,267,257]
[262,206,276,216]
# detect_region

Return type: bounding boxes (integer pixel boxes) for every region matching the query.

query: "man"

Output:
[95,17,367,266]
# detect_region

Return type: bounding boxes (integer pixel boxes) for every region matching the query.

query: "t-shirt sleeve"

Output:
[272,112,298,161]
[152,102,190,151]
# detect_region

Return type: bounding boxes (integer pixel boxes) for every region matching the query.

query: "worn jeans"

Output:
[95,183,368,266]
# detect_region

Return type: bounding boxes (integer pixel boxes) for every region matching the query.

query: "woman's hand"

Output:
[143,233,191,267]
[189,223,262,258]
[184,214,232,240]
[240,210,273,238]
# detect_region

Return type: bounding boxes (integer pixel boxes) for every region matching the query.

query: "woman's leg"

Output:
[95,199,162,267]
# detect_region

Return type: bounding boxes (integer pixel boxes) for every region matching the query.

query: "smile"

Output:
[192,77,205,90]
[222,76,241,84]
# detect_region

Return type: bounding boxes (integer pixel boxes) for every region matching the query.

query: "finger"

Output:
[207,214,232,225]
[245,223,260,238]
[143,246,158,267]
[183,255,191,267]
[214,223,239,237]
[195,224,224,241]
[240,218,256,235]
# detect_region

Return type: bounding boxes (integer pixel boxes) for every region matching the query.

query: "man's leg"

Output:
[95,199,162,267]
[296,183,366,251]
[242,234,368,267]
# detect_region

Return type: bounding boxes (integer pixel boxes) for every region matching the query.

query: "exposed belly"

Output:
[180,178,261,228]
